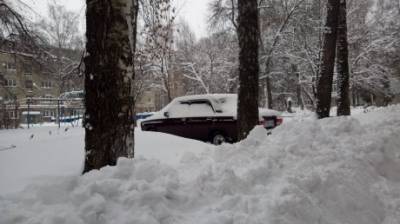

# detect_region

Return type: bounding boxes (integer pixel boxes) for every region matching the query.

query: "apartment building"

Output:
[0,40,83,128]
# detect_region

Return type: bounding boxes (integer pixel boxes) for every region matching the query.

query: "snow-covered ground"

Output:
[1,105,400,224]
[0,125,211,195]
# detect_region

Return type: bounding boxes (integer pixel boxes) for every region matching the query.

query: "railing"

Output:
[0,97,84,129]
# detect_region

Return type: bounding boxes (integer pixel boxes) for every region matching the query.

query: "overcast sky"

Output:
[21,0,212,39]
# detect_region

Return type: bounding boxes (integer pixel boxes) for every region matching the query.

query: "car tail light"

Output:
[276,117,283,126]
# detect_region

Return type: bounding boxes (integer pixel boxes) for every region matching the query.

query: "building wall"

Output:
[0,51,82,127]
[0,52,60,101]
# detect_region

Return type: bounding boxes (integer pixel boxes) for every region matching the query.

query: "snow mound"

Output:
[1,106,400,224]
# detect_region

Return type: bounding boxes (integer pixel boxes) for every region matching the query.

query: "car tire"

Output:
[211,132,226,145]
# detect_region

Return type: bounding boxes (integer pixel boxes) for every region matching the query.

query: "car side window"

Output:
[167,101,190,118]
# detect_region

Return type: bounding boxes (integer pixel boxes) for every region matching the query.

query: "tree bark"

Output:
[237,0,259,140]
[336,0,350,116]
[265,74,273,109]
[316,0,340,119]
[83,0,138,173]
[294,65,304,110]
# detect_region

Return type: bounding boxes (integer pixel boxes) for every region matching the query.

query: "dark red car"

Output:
[141,94,282,144]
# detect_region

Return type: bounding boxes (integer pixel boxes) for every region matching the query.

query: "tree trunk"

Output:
[294,65,304,110]
[237,0,259,140]
[336,0,351,116]
[316,0,340,119]
[83,0,138,173]
[265,74,273,109]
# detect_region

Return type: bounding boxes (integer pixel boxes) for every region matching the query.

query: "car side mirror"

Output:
[163,111,169,118]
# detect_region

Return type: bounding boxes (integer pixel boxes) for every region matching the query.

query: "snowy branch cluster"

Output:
[208,0,400,109]
[0,0,84,93]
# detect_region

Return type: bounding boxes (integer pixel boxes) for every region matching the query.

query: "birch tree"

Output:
[83,0,139,173]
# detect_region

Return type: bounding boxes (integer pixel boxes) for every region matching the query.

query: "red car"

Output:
[141,94,282,144]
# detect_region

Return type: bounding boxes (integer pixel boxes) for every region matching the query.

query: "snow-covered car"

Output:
[141,94,283,144]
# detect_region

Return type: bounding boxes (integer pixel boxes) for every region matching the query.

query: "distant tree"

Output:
[316,0,340,119]
[237,0,259,140]
[209,0,238,32]
[83,0,139,173]
[39,1,83,93]
[336,0,350,116]
[175,22,238,95]
[40,1,81,49]
[137,0,175,103]
[259,0,306,109]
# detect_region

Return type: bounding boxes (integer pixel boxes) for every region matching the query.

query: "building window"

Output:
[8,111,18,119]
[4,95,15,102]
[43,110,53,117]
[43,110,56,117]
[5,79,16,87]
[43,94,54,99]
[25,80,33,89]
[24,72,32,77]
[6,62,16,71]
[41,81,52,89]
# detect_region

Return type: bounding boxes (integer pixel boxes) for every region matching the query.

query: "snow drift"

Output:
[1,105,400,224]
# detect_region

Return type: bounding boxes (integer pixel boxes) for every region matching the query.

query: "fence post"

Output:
[27,98,30,129]
[57,99,61,128]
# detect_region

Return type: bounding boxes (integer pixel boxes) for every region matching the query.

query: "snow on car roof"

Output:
[145,94,280,120]
[174,94,237,102]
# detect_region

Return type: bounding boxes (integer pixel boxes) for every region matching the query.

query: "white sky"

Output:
[21,0,212,39]
[174,0,212,39]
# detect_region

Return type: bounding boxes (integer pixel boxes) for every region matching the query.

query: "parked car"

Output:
[141,94,283,144]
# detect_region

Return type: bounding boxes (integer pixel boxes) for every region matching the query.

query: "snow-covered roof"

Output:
[59,90,84,99]
[22,111,41,115]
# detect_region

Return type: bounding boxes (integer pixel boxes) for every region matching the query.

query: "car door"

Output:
[152,102,190,137]
[183,100,216,141]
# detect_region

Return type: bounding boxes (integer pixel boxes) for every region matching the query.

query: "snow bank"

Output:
[0,128,209,195]
[1,105,400,224]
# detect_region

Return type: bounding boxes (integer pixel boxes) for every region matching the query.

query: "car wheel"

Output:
[212,132,226,145]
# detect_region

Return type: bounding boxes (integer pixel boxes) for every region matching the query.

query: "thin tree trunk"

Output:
[237,0,259,140]
[316,0,340,119]
[336,0,350,116]
[265,74,273,109]
[83,0,138,173]
[294,65,304,110]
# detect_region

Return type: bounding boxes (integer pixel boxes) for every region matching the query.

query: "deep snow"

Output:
[0,126,210,195]
[1,105,400,224]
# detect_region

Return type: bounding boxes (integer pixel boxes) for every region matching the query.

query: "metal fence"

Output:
[0,97,84,129]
